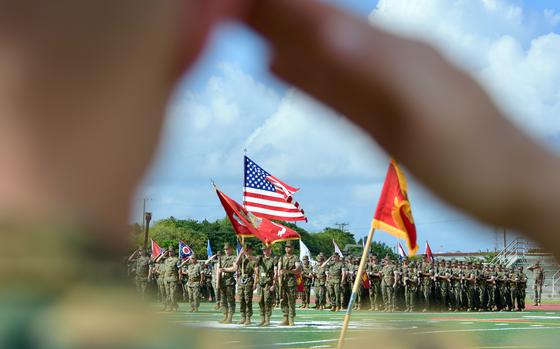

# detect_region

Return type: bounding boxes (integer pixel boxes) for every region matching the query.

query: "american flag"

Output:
[243,156,307,222]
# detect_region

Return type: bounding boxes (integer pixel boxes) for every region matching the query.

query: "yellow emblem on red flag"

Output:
[372,161,418,256]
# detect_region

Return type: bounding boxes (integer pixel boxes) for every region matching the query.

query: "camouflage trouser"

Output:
[421,281,432,309]
[164,278,178,310]
[213,279,221,306]
[477,284,487,309]
[451,282,462,309]
[534,282,543,304]
[315,284,326,306]
[488,284,497,308]
[157,277,167,304]
[516,286,526,309]
[341,282,349,308]
[219,283,236,315]
[354,283,363,309]
[328,282,342,308]
[238,282,254,318]
[502,285,512,310]
[405,285,417,311]
[369,281,382,310]
[135,277,148,299]
[464,284,475,310]
[281,284,297,318]
[382,285,395,310]
[302,283,312,305]
[258,284,275,317]
[440,283,450,309]
[188,284,200,310]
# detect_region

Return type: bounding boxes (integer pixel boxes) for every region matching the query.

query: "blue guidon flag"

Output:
[243,156,307,222]
[179,241,194,259]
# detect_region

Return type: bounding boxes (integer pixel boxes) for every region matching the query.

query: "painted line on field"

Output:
[413,326,560,335]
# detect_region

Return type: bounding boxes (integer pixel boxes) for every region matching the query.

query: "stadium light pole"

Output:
[143,212,152,250]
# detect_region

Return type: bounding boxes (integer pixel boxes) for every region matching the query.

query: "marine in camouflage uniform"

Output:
[327,253,345,311]
[419,260,434,312]
[217,243,238,324]
[528,261,545,306]
[463,263,477,311]
[153,258,166,305]
[403,260,418,312]
[449,261,463,311]
[347,258,359,310]
[202,263,215,302]
[300,256,313,309]
[437,260,451,311]
[381,257,397,312]
[186,256,203,312]
[134,249,151,300]
[496,265,508,310]
[278,240,302,326]
[476,264,488,311]
[367,255,383,311]
[256,244,277,326]
[514,266,528,311]
[179,262,189,301]
[313,253,327,310]
[159,248,180,312]
[487,265,498,310]
[236,245,257,325]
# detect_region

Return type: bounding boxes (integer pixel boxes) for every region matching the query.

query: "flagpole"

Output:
[337,226,376,349]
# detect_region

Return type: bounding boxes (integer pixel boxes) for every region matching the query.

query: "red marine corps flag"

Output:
[372,161,419,256]
[215,186,300,246]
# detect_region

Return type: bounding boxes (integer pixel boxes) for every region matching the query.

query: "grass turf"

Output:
[162,303,560,348]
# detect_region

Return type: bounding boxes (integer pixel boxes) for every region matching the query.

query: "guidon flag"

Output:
[215,187,300,247]
[372,160,419,256]
[179,241,194,259]
[151,239,163,259]
[243,156,307,222]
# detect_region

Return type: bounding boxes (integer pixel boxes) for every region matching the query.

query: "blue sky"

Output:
[135,0,560,254]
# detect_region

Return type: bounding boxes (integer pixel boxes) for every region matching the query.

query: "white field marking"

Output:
[523,316,560,319]
[546,312,555,315]
[310,346,331,348]
[460,322,474,325]
[531,325,545,327]
[495,323,510,326]
[413,326,560,335]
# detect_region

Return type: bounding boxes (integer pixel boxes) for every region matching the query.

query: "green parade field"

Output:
[161,303,560,349]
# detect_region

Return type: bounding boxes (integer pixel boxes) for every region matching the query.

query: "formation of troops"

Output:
[128,241,548,327]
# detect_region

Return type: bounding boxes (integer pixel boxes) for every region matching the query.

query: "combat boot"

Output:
[238,315,246,325]
[244,316,252,326]
[288,317,295,326]
[263,315,271,327]
[218,312,228,324]
[330,306,336,312]
[279,315,289,326]
[258,316,266,327]
[224,312,233,324]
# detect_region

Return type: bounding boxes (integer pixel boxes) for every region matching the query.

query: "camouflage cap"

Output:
[303,255,309,260]
[284,240,294,248]
[224,242,233,249]
[317,253,325,260]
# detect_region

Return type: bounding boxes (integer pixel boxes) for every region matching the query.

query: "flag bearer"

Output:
[236,245,257,325]
[217,243,238,324]
[327,253,345,312]
[367,255,383,311]
[278,241,302,326]
[256,244,277,326]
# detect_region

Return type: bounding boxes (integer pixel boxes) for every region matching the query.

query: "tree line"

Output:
[131,216,397,260]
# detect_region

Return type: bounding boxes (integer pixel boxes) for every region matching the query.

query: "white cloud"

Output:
[151,63,386,183]
[370,0,560,139]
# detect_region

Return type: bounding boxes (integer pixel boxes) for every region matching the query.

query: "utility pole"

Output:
[503,228,507,250]
[335,222,349,232]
